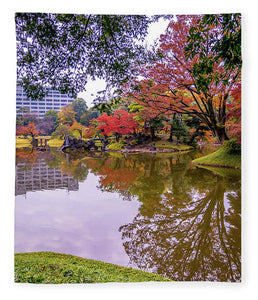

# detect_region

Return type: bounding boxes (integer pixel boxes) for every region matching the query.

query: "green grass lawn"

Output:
[192,148,241,169]
[15,252,171,284]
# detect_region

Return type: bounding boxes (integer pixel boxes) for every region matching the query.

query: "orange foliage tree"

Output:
[126,14,241,144]
[225,83,241,143]
[70,120,86,138]
[16,122,39,138]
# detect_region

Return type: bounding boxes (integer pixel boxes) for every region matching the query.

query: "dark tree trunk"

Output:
[168,124,173,142]
[150,126,155,141]
[214,126,229,144]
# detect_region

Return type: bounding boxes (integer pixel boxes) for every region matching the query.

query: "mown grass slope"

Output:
[15,252,171,284]
[192,148,241,169]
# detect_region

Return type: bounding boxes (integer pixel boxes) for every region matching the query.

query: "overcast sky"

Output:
[78,18,170,108]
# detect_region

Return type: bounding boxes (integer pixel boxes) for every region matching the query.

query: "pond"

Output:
[15,146,241,282]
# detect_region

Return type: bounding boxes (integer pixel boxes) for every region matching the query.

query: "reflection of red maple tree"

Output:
[99,166,138,190]
[16,148,38,164]
[85,157,142,191]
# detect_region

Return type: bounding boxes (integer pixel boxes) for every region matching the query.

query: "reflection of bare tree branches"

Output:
[119,178,241,282]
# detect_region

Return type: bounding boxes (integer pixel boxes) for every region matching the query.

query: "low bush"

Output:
[107,141,124,151]
[223,138,241,154]
[51,125,74,139]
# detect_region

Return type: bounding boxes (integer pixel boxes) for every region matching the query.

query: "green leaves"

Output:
[16,13,166,99]
[185,13,241,95]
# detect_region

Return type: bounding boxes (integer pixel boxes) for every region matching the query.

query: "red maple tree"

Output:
[126,15,241,144]
[225,83,241,143]
[96,110,139,141]
[16,122,39,138]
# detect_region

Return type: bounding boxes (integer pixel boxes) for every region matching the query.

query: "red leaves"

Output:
[226,83,241,143]
[95,110,139,136]
[16,122,39,137]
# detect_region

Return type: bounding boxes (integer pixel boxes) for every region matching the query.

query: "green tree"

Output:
[71,98,88,122]
[43,109,59,130]
[170,116,189,144]
[17,112,39,126]
[15,13,168,99]
[58,104,76,126]
[80,109,99,126]
[51,124,74,139]
[185,14,241,74]
[17,106,30,115]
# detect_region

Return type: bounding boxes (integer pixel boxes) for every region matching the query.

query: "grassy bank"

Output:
[151,140,193,151]
[15,252,171,283]
[192,148,241,169]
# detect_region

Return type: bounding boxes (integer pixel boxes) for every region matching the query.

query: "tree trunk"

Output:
[214,125,229,144]
[115,133,120,142]
[168,124,173,142]
[150,126,155,141]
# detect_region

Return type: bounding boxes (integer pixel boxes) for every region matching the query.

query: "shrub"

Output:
[223,138,241,154]
[107,141,124,151]
[51,125,74,139]
[187,138,198,148]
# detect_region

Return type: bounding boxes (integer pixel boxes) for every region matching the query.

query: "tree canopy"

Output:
[15,13,167,99]
[126,14,241,143]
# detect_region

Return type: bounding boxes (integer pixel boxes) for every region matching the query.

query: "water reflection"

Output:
[15,148,241,281]
[15,149,79,195]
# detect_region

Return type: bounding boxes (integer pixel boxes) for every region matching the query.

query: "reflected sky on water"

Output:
[15,147,241,281]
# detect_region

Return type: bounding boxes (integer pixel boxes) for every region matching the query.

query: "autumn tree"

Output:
[36,121,54,136]
[16,112,39,126]
[16,122,39,138]
[70,120,86,138]
[58,104,76,126]
[225,83,241,144]
[128,14,241,144]
[127,81,170,140]
[96,110,139,141]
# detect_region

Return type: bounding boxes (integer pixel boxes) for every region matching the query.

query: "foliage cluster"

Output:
[107,141,125,151]
[223,138,241,154]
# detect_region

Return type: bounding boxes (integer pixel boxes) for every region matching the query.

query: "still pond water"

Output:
[15,146,241,282]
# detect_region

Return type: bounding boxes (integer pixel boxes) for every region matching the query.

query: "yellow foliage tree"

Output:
[70,120,85,138]
[58,104,76,126]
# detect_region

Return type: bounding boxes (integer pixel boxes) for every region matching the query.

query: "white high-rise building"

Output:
[16,85,76,118]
